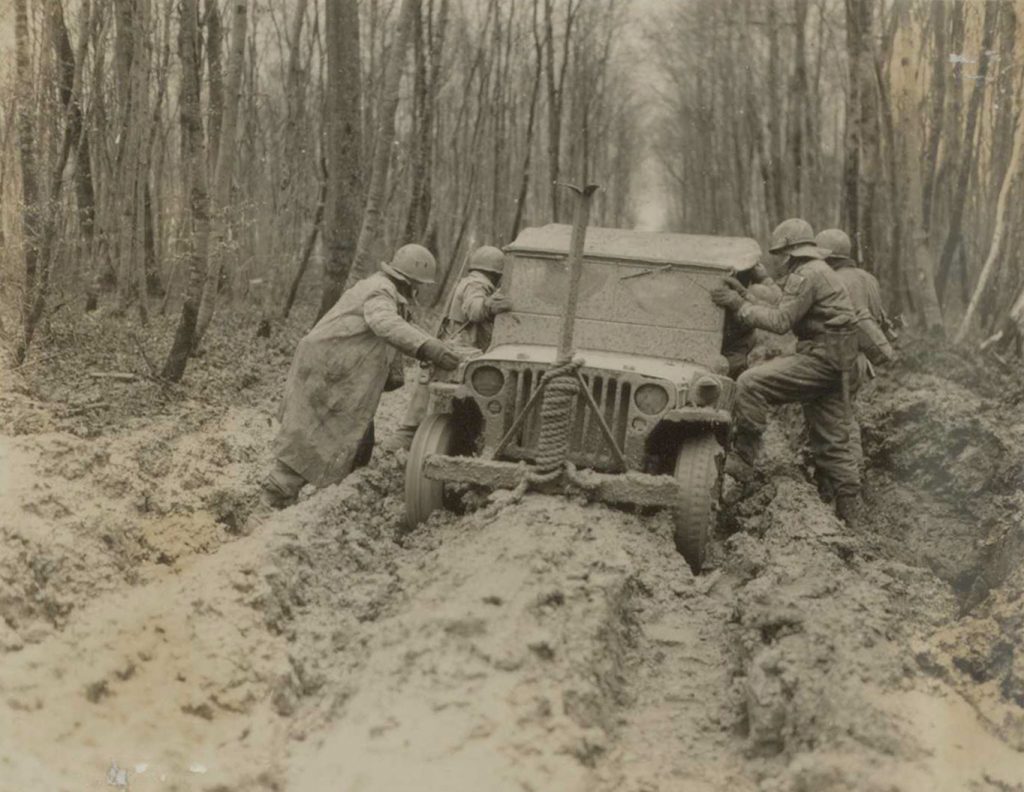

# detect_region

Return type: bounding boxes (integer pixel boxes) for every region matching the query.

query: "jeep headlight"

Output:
[634,383,670,415]
[470,365,505,397]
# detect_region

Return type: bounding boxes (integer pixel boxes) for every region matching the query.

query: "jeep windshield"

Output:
[496,225,761,369]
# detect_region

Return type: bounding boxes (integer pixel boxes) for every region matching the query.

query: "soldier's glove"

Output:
[485,294,513,316]
[416,338,462,371]
[748,262,771,284]
[711,283,747,311]
[721,276,749,297]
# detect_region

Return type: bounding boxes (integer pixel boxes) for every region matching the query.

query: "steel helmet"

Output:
[381,243,437,285]
[815,228,853,261]
[467,245,506,275]
[768,218,816,254]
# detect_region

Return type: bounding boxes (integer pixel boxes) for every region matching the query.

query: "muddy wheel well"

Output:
[645,419,729,475]
[451,398,484,454]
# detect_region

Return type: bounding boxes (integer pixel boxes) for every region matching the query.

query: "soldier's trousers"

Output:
[733,347,861,498]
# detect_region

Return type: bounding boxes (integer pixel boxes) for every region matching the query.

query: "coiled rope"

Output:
[506,357,587,501]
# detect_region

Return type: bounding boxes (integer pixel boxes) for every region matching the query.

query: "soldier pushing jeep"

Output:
[263,244,463,508]
[712,218,864,526]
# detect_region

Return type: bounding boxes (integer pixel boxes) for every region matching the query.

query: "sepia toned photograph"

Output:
[0,0,1022,789]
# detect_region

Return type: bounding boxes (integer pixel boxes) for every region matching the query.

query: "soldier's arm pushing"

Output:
[459,280,492,323]
[733,273,816,335]
[363,287,431,356]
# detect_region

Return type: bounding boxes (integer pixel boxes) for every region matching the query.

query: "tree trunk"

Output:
[162,0,210,381]
[921,0,946,234]
[403,0,430,243]
[511,0,545,241]
[790,0,809,215]
[891,17,943,332]
[319,0,363,319]
[206,0,224,174]
[935,0,999,304]
[52,0,97,286]
[194,0,248,346]
[14,0,44,363]
[347,0,419,285]
[955,95,1024,344]
[282,176,327,319]
[766,1,784,219]
[842,0,862,249]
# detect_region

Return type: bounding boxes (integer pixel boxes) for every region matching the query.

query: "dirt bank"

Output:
[1,319,1022,790]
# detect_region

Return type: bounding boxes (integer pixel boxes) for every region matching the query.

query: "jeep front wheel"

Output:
[405,413,458,531]
[672,433,724,574]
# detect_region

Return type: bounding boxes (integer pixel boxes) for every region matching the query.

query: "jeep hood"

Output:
[470,344,723,387]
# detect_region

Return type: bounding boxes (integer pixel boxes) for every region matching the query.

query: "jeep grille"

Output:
[501,365,633,471]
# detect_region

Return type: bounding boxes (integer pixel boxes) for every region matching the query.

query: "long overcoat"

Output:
[274,272,429,486]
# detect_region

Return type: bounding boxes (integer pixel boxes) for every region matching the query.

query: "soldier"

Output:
[263,244,462,508]
[394,245,513,448]
[720,257,783,378]
[711,218,863,525]
[815,229,898,359]
[815,228,897,477]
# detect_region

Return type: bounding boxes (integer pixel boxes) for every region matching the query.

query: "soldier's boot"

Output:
[724,425,763,482]
[834,493,863,529]
[261,460,305,509]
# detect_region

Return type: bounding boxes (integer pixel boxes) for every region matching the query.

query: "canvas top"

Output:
[505,224,762,271]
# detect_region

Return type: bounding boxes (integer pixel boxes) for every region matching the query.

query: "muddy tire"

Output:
[405,413,458,531]
[672,433,724,574]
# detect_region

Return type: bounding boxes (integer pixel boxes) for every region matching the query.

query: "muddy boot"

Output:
[834,494,863,529]
[725,425,763,483]
[262,460,305,509]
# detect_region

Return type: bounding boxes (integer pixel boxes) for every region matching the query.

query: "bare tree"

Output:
[162,0,210,381]
[195,0,249,345]
[935,0,999,305]
[347,0,420,284]
[956,84,1024,344]
[319,0,363,319]
[13,0,44,363]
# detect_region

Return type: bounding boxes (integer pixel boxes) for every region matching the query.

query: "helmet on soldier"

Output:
[467,246,506,276]
[381,244,437,285]
[768,218,815,254]
[815,228,854,261]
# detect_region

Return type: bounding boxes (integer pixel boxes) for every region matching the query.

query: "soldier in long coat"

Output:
[264,244,461,507]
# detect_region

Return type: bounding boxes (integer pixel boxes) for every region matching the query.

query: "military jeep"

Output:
[404,224,761,572]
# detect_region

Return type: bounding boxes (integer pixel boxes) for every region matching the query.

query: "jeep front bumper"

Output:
[422,454,684,508]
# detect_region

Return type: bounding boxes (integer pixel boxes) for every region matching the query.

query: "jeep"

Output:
[404,223,761,572]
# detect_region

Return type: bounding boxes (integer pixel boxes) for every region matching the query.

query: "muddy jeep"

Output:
[405,224,761,572]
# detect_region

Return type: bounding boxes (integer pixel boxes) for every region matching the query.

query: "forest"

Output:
[1,2,1023,790]
[2,1,1024,369]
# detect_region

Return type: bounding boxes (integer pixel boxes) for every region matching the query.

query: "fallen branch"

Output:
[12,351,61,371]
[87,370,137,382]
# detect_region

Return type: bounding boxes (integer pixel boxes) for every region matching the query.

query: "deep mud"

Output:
[1,318,1022,790]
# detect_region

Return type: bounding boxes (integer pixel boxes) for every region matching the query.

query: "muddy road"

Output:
[1,319,1022,791]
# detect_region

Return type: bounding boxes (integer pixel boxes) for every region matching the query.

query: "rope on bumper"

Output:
[504,357,585,501]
